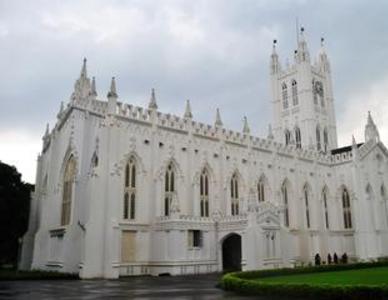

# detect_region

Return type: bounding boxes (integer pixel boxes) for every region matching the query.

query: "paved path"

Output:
[0,274,264,299]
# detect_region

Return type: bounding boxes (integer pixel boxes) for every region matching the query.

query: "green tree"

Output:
[0,161,33,267]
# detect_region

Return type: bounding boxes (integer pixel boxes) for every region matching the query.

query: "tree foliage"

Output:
[0,161,33,267]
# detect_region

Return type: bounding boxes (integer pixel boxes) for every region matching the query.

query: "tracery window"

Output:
[342,188,352,229]
[231,173,239,216]
[257,178,265,202]
[164,163,175,216]
[295,127,301,149]
[282,182,289,227]
[292,80,298,106]
[61,155,76,226]
[285,129,291,146]
[323,188,329,229]
[200,168,209,217]
[316,126,321,151]
[323,128,329,153]
[304,185,311,228]
[282,83,288,109]
[124,157,136,220]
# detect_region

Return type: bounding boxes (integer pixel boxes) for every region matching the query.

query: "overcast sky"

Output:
[1,0,388,183]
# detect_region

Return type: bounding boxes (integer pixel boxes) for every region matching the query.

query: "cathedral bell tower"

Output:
[270,28,338,152]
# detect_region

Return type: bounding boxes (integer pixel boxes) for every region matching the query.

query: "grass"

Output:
[254,266,388,286]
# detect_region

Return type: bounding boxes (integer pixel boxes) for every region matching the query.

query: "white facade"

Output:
[20,30,388,279]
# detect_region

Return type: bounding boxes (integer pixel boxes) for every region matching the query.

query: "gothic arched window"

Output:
[316,125,321,151]
[304,185,311,228]
[200,168,210,217]
[61,155,76,226]
[257,178,265,202]
[124,157,136,220]
[164,163,175,216]
[323,188,329,229]
[285,129,291,146]
[282,83,288,109]
[342,188,352,229]
[292,80,298,106]
[312,80,318,105]
[282,182,290,227]
[231,173,239,216]
[295,127,301,149]
[323,128,329,153]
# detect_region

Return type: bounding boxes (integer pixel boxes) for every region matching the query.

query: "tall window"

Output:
[323,128,329,153]
[382,185,388,226]
[231,173,239,216]
[295,127,301,149]
[316,126,321,151]
[257,178,265,202]
[282,83,288,109]
[342,188,352,229]
[285,129,291,145]
[282,182,289,227]
[313,80,318,105]
[164,163,175,216]
[61,155,76,226]
[323,188,329,229]
[304,185,311,228]
[124,157,136,220]
[200,169,209,217]
[292,80,298,105]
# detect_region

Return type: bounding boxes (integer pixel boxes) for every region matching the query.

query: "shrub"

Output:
[220,261,388,300]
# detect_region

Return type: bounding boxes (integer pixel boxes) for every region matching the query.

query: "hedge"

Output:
[0,269,79,281]
[220,261,388,300]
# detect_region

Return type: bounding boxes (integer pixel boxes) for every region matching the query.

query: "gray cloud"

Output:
[1,0,388,182]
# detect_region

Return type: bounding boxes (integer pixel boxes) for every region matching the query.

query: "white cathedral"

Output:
[20,29,388,279]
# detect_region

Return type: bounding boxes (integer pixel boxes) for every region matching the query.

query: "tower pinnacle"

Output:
[242,116,250,134]
[184,99,193,119]
[107,77,118,98]
[148,88,158,110]
[215,108,223,127]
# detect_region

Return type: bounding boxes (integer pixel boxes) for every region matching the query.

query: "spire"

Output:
[296,26,310,63]
[242,116,250,134]
[352,135,357,148]
[59,101,64,113]
[107,77,118,98]
[365,111,380,143]
[267,124,274,140]
[184,99,193,119]
[270,39,280,74]
[318,37,330,73]
[90,76,97,97]
[148,88,158,110]
[80,57,87,79]
[215,108,223,127]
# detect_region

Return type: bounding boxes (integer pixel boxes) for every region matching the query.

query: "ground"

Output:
[255,266,388,285]
[0,273,260,299]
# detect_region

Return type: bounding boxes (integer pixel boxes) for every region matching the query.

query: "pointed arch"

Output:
[285,129,291,146]
[322,185,330,229]
[281,179,291,227]
[341,186,352,229]
[200,167,210,217]
[230,171,240,216]
[303,183,312,229]
[316,125,321,151]
[61,155,77,226]
[282,82,288,109]
[295,126,301,149]
[117,150,146,177]
[257,174,271,203]
[164,161,177,216]
[291,79,298,106]
[123,156,137,220]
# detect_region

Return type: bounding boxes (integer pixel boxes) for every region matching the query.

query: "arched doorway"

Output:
[222,234,242,272]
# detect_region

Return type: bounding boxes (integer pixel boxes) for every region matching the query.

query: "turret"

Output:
[215,108,223,128]
[270,40,280,75]
[90,77,97,98]
[107,77,118,114]
[242,116,250,135]
[317,37,331,73]
[295,27,310,64]
[72,58,91,100]
[365,111,380,143]
[183,99,193,119]
[148,88,158,110]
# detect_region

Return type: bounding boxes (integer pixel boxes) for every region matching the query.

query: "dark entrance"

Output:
[222,234,242,272]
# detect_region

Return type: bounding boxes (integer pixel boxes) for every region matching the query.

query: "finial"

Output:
[367,111,373,124]
[300,26,305,33]
[184,99,193,119]
[215,108,223,127]
[272,39,277,52]
[59,101,64,113]
[352,135,357,146]
[80,57,87,78]
[320,37,325,47]
[242,116,250,134]
[91,76,97,96]
[148,88,158,110]
[107,77,118,98]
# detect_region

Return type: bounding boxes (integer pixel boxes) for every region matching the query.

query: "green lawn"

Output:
[253,266,388,286]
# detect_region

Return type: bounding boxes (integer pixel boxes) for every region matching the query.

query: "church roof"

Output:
[331,143,364,155]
